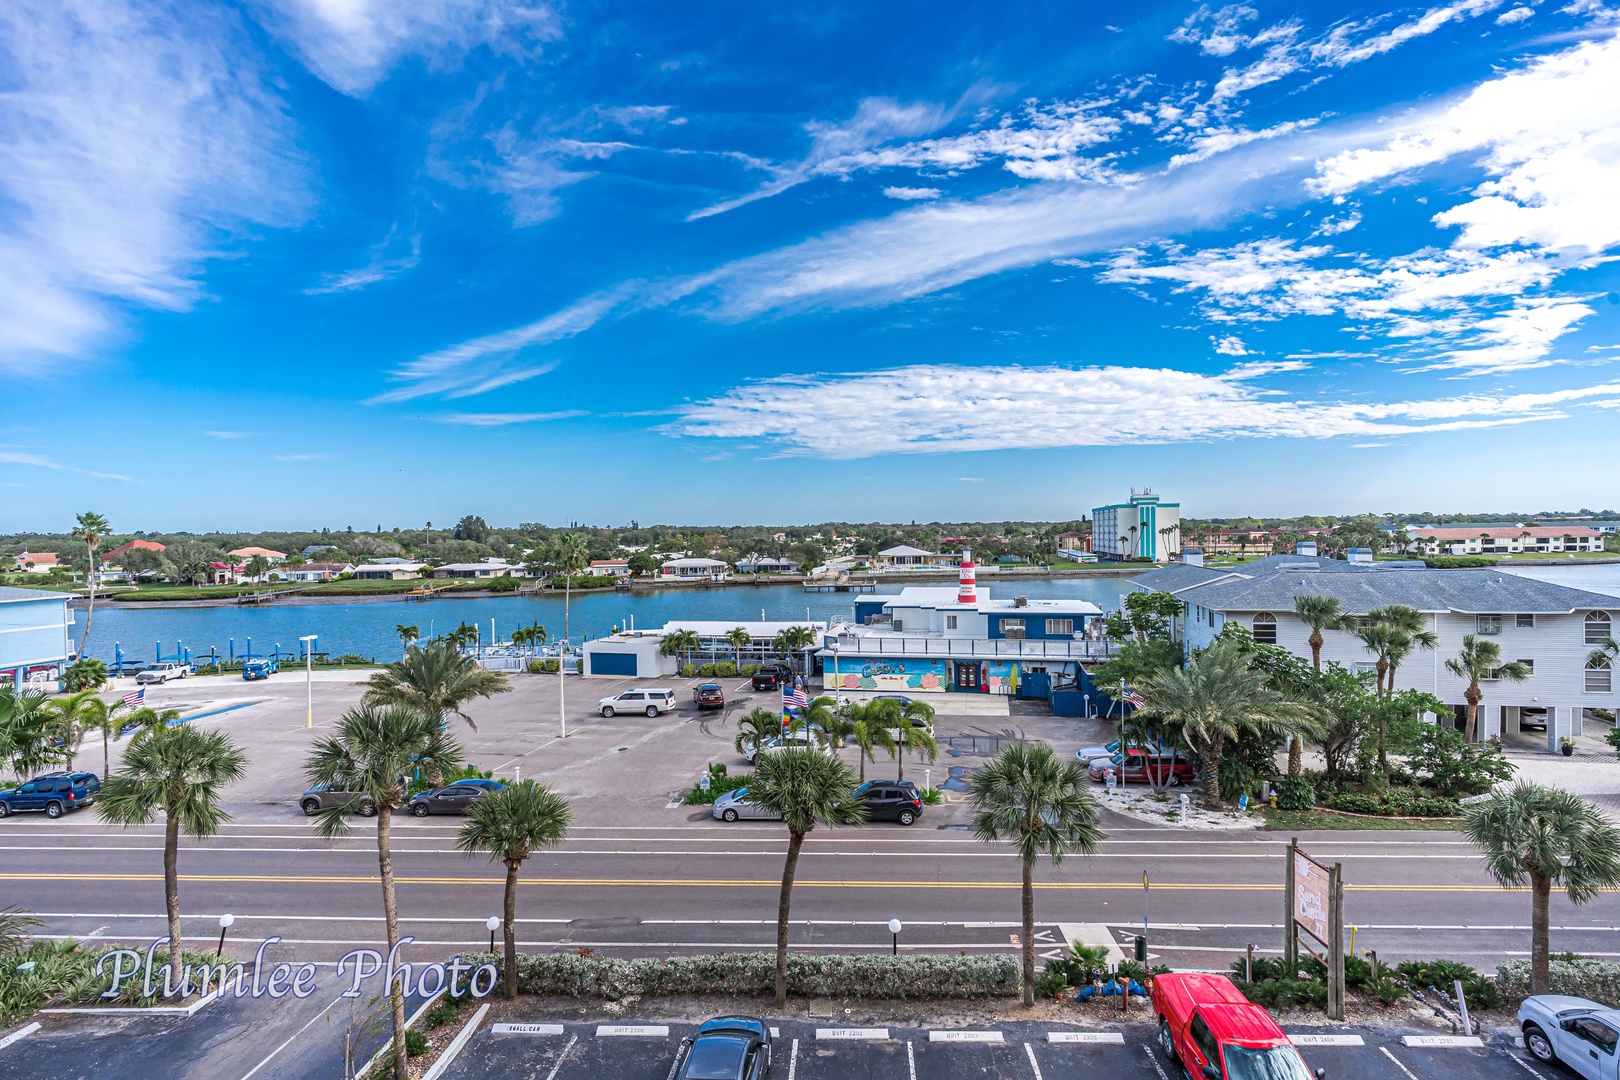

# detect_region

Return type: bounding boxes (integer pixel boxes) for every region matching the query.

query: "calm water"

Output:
[75,577,1135,665]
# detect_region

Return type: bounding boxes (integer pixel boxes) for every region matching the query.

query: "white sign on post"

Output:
[1293,850,1331,945]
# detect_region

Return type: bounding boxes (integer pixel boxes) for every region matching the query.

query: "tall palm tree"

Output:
[726,627,752,668]
[845,703,898,782]
[244,555,271,583]
[1136,636,1314,807]
[557,532,590,661]
[45,690,106,771]
[0,688,71,780]
[394,624,420,654]
[1587,633,1618,669]
[968,741,1103,1006]
[733,707,778,758]
[306,704,461,1080]
[660,628,701,670]
[72,512,111,651]
[96,724,247,975]
[1289,595,1347,774]
[1351,621,1399,698]
[1463,783,1620,994]
[1368,604,1438,694]
[456,781,572,999]
[746,746,865,1005]
[363,639,511,732]
[1445,634,1531,743]
[771,626,818,677]
[889,710,939,783]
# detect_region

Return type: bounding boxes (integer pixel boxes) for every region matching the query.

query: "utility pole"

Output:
[1283,837,1298,969]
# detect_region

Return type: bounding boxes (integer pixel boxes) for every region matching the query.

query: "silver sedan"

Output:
[712,787,782,823]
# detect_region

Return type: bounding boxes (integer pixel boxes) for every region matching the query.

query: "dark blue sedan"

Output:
[676,1016,772,1079]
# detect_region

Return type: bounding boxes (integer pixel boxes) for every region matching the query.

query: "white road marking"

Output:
[422,1002,488,1080]
[1401,1035,1484,1048]
[929,1030,1003,1042]
[1507,1052,1549,1078]
[0,1022,40,1053]
[1046,1032,1125,1043]
[1141,1044,1170,1080]
[493,1023,565,1035]
[597,1024,669,1037]
[1380,1046,1423,1080]
[1024,1042,1045,1080]
[787,1038,798,1080]
[906,1040,917,1080]
[543,1035,578,1080]
[1287,1033,1365,1046]
[817,1027,889,1040]
[238,992,348,1079]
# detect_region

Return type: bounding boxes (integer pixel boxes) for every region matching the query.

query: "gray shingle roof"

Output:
[1179,567,1618,615]
[0,586,70,604]
[1128,562,1232,593]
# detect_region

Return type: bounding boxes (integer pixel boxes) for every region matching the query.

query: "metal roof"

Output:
[0,586,70,604]
[1179,567,1618,615]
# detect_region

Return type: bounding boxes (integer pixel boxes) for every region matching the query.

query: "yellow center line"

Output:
[0,872,1559,893]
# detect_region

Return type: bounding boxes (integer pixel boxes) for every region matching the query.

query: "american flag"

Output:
[783,686,809,710]
[120,688,144,709]
[1121,685,1146,709]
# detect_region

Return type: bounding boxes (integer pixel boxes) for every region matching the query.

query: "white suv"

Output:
[597,688,677,717]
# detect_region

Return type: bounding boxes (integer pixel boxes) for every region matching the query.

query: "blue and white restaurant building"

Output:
[814,552,1114,715]
[0,586,76,691]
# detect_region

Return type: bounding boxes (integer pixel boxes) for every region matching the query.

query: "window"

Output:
[1208,608,1216,628]
[945,615,957,630]
[1000,618,1026,639]
[1572,1018,1618,1055]
[1477,615,1502,634]
[1516,613,1535,628]
[1518,659,1534,675]
[1189,1015,1221,1065]
[1588,657,1613,693]
[1045,618,1074,636]
[1587,611,1613,645]
[1252,612,1277,644]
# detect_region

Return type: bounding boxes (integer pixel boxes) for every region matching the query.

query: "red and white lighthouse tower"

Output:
[957,547,977,604]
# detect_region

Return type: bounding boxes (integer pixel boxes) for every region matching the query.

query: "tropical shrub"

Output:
[698,663,717,677]
[1497,958,1620,1007]
[486,575,521,593]
[739,664,759,677]
[1395,959,1501,1009]
[714,661,737,678]
[683,772,753,805]
[680,663,698,677]
[62,659,107,692]
[1274,775,1316,811]
[1327,793,1382,815]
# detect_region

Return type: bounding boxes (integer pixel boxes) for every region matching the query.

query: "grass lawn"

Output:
[1263,808,1459,831]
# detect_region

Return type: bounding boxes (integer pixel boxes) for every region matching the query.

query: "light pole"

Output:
[300,635,318,728]
[558,636,567,739]
[486,915,501,954]
[216,913,235,956]
[888,918,902,956]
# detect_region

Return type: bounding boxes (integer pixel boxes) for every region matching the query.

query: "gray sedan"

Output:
[711,787,782,823]
[300,784,377,817]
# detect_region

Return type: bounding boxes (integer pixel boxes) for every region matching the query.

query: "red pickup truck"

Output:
[1152,972,1323,1080]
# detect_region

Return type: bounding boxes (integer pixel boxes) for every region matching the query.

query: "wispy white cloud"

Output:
[250,0,560,96]
[0,0,307,369]
[430,409,587,425]
[671,362,1620,458]
[883,186,942,200]
[1497,5,1536,23]
[0,450,136,482]
[305,226,421,294]
[1212,334,1251,355]
[1311,0,1508,67]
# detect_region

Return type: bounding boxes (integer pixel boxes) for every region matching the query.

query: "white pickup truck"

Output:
[135,662,191,685]
[1520,994,1620,1078]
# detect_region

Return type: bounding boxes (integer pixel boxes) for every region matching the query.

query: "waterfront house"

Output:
[1129,554,1618,746]
[100,539,165,568]
[12,552,60,574]
[281,562,354,583]
[354,561,426,581]
[1405,525,1604,556]
[735,555,801,574]
[228,546,287,564]
[585,559,632,579]
[871,545,960,571]
[658,557,731,582]
[582,619,828,677]
[432,559,523,580]
[0,586,74,689]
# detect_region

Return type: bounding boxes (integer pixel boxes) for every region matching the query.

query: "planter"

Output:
[1561,745,1576,757]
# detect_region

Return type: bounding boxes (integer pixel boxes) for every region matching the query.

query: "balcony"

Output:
[820,633,1118,661]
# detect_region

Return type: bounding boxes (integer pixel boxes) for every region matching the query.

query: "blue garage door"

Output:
[590,651,638,676]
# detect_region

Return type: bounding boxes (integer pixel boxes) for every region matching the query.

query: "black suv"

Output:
[855,780,923,826]
[751,664,794,691]
[0,772,100,819]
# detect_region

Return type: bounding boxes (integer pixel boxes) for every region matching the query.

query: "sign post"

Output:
[1286,838,1346,1020]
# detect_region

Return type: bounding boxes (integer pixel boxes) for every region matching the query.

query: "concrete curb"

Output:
[0,1021,41,1053]
[39,988,225,1017]
[355,989,446,1079]
[422,1002,488,1080]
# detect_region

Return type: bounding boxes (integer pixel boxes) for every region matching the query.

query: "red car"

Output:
[1152,972,1322,1080]
[1087,748,1196,787]
[693,682,725,711]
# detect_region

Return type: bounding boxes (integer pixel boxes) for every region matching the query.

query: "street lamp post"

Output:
[300,635,318,728]
[888,918,902,956]
[216,913,235,956]
[486,915,501,954]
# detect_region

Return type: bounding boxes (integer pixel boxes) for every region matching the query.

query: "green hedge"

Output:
[500,951,1019,1000]
[1498,958,1620,1006]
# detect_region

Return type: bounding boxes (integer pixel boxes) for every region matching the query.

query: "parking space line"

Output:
[1379,1046,1423,1080]
[906,1040,917,1080]
[0,1022,40,1053]
[1024,1042,1045,1080]
[787,1038,797,1080]
[239,992,348,1080]
[542,1035,578,1080]
[1141,1044,1170,1080]
[1506,1051,1549,1078]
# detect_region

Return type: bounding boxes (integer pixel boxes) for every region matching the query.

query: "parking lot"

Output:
[437,1017,1559,1080]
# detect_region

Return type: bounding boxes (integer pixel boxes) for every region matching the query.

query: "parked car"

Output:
[136,662,190,685]
[1153,971,1321,1080]
[1077,738,1171,764]
[674,1016,772,1080]
[855,780,923,826]
[743,730,823,764]
[242,657,280,681]
[407,780,506,817]
[598,688,678,717]
[300,783,378,817]
[693,683,726,711]
[1088,749,1195,787]
[750,665,793,691]
[711,787,783,823]
[0,772,100,819]
[1519,992,1620,1073]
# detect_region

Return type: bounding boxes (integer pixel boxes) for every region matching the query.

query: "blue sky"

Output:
[4,0,1620,531]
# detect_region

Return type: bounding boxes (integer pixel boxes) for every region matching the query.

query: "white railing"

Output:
[821,635,1118,660]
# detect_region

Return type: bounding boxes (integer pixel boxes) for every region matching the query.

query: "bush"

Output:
[714,661,737,678]
[1396,959,1500,1009]
[1274,775,1315,811]
[407,763,494,798]
[919,787,943,806]
[739,664,759,677]
[1327,793,1382,815]
[1606,726,1620,757]
[502,951,1020,1000]
[683,771,753,805]
[528,659,560,673]
[62,659,107,692]
[1498,958,1620,1007]
[698,663,717,677]
[1423,555,1500,568]
[1218,760,1262,803]
[1410,797,1461,818]
[680,663,698,678]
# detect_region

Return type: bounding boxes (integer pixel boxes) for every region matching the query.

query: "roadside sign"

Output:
[1293,849,1332,946]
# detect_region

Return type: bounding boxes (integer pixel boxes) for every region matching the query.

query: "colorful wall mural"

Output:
[826,656,947,692]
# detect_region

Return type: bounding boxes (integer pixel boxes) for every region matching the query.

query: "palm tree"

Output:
[1289,595,1348,774]
[1463,783,1620,994]
[733,707,778,758]
[363,639,511,733]
[1445,634,1531,743]
[456,781,572,999]
[968,741,1103,1006]
[889,708,939,783]
[244,555,271,583]
[306,704,461,1080]
[1351,621,1399,698]
[394,624,420,654]
[845,703,898,782]
[1588,634,1619,670]
[660,628,701,671]
[72,512,110,651]
[1136,636,1314,807]
[557,532,589,662]
[745,746,865,1005]
[1369,605,1438,694]
[726,627,752,668]
[0,688,71,780]
[772,625,818,677]
[96,724,247,977]
[45,690,106,771]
